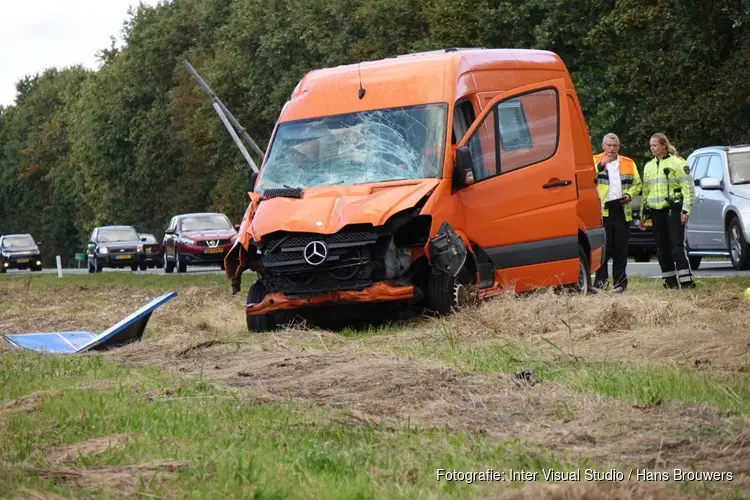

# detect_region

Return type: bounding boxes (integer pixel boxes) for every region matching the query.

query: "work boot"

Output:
[611,285,626,293]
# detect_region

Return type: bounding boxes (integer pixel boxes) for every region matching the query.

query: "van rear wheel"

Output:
[246,280,276,333]
[570,245,590,295]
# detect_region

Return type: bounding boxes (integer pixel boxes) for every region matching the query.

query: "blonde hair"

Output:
[651,133,677,155]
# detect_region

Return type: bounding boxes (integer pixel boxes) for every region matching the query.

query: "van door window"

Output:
[464,109,498,181]
[496,88,559,173]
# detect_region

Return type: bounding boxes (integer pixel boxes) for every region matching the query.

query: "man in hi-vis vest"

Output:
[593,133,642,292]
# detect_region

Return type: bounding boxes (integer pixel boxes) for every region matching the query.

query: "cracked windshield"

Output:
[256,103,447,191]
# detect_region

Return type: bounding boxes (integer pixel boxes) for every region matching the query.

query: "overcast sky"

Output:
[0,0,160,107]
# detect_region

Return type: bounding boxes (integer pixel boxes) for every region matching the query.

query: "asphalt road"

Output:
[2,265,224,276]
[3,261,746,279]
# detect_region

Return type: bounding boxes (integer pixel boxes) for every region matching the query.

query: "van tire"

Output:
[425,271,469,315]
[573,245,591,295]
[246,280,275,333]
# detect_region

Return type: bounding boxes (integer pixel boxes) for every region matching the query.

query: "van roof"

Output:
[282,48,569,122]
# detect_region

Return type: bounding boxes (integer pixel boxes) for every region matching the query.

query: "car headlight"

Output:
[137,244,144,252]
[180,237,196,246]
[99,246,109,255]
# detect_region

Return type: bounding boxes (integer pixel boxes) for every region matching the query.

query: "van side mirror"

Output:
[453,146,475,189]
[249,171,259,192]
[699,177,722,190]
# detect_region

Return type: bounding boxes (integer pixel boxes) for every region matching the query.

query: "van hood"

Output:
[250,179,439,240]
[729,184,750,201]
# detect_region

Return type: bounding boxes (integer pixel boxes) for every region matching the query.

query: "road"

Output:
[2,265,224,276]
[3,261,747,279]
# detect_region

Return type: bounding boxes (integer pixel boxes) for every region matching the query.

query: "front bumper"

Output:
[2,256,42,269]
[178,244,231,264]
[246,281,415,316]
[96,254,141,266]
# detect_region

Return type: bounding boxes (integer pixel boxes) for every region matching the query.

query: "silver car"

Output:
[685,145,750,270]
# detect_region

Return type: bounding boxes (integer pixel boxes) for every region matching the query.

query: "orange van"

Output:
[225,48,604,332]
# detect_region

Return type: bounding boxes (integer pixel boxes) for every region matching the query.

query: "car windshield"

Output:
[728,152,750,185]
[98,228,138,242]
[181,215,231,232]
[2,235,35,248]
[256,103,447,192]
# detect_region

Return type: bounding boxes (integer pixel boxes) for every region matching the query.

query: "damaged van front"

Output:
[225,48,603,332]
[226,101,459,331]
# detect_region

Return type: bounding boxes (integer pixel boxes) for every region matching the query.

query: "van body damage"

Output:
[225,179,438,303]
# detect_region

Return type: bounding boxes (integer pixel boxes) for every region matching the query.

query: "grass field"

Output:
[1,273,749,498]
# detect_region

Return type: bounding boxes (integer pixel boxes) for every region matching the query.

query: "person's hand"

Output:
[605,152,617,163]
[638,219,646,231]
[681,213,689,225]
[620,194,631,204]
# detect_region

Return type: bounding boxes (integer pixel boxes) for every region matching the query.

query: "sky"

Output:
[0,0,160,107]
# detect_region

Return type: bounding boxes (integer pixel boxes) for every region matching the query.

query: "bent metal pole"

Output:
[182,59,261,172]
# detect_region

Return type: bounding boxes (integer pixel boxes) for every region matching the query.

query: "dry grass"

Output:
[2,276,750,497]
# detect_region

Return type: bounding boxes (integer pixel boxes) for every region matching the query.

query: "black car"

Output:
[86,225,146,273]
[0,234,43,273]
[629,195,657,262]
[138,233,164,269]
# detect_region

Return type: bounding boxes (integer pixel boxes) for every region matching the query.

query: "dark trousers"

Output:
[594,201,630,289]
[650,205,694,288]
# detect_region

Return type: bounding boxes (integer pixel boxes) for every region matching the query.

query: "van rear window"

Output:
[257,104,447,191]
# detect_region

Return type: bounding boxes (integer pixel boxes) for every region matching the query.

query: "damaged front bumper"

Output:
[246,281,415,316]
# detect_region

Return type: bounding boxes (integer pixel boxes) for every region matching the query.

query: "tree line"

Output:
[1,0,749,265]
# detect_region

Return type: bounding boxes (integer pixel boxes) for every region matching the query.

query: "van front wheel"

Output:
[425,271,470,315]
[246,280,276,333]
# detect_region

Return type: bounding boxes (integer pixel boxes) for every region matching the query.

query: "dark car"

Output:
[629,195,657,262]
[138,233,164,269]
[0,234,42,273]
[162,212,237,273]
[86,225,146,273]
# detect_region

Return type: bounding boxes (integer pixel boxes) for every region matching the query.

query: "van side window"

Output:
[464,109,497,181]
[496,88,558,173]
[452,100,476,144]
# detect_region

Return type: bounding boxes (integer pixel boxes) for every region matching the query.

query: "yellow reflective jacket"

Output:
[640,154,694,218]
[593,153,642,222]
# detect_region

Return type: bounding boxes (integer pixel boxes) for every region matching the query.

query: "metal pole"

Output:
[182,60,266,161]
[212,102,259,173]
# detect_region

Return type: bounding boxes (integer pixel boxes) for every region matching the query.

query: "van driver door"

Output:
[454,78,579,292]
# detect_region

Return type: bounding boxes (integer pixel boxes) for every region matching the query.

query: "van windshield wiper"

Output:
[262,186,304,200]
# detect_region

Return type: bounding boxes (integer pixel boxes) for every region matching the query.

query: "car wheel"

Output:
[95,261,103,273]
[0,266,5,274]
[634,251,651,263]
[246,280,276,333]
[176,250,187,273]
[139,262,147,271]
[32,266,42,272]
[728,218,750,270]
[164,250,174,273]
[130,264,138,271]
[88,258,95,274]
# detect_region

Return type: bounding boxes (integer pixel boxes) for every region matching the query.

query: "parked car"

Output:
[628,195,657,262]
[0,234,42,272]
[138,233,164,269]
[162,212,237,273]
[86,225,146,273]
[223,48,606,333]
[685,145,750,270]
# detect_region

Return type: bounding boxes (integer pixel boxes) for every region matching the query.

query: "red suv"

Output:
[162,212,238,273]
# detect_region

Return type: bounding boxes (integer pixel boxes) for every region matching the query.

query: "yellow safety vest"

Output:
[593,153,642,222]
[640,154,693,217]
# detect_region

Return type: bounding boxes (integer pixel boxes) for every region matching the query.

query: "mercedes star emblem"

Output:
[303,240,327,266]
